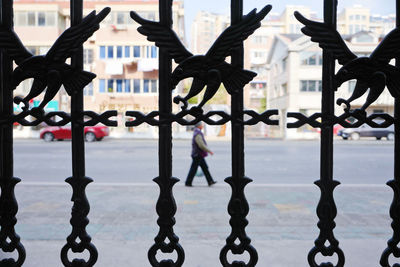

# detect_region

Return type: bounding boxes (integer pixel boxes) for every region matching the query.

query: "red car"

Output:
[40,125,109,142]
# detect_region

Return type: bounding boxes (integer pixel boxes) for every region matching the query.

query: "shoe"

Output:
[208,181,217,186]
[185,183,192,187]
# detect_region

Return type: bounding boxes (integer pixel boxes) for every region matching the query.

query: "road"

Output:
[7,138,397,266]
[13,138,394,184]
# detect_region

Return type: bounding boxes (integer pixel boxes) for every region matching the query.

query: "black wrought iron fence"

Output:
[0,0,399,266]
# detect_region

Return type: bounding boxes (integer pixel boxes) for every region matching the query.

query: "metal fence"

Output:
[0,0,399,266]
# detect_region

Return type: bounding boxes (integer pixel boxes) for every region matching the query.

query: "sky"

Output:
[182,0,395,43]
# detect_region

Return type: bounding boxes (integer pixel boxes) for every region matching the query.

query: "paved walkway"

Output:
[7,183,395,266]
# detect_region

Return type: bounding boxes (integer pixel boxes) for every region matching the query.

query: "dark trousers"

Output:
[185,156,214,185]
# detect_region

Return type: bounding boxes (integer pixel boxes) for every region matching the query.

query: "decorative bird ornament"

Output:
[0,8,111,114]
[295,11,400,115]
[131,5,272,111]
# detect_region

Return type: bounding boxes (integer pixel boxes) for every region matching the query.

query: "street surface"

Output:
[14,138,394,185]
[5,138,397,266]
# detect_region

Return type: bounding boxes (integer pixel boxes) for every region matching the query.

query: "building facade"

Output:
[267,31,395,139]
[13,0,185,134]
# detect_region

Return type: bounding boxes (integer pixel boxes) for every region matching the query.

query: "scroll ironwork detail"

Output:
[295,11,400,116]
[130,5,272,112]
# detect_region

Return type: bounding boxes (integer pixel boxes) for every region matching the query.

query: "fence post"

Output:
[380,1,400,266]
[148,0,185,266]
[60,0,98,266]
[0,0,26,265]
[220,0,258,266]
[308,0,345,266]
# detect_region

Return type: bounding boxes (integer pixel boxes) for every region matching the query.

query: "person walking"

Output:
[185,122,217,187]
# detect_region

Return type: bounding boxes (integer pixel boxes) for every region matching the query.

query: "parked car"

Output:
[40,125,109,142]
[337,124,394,140]
[316,124,344,135]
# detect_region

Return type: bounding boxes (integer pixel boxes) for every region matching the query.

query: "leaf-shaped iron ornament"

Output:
[0,8,110,115]
[131,5,272,112]
[295,11,400,116]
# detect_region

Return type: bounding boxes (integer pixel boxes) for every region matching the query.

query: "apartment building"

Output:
[190,6,317,113]
[13,0,186,130]
[267,31,394,139]
[338,5,395,35]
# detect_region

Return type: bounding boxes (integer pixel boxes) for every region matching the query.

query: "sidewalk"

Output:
[11,183,393,266]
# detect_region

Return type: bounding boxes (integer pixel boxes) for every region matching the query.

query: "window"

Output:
[301,52,322,66]
[143,79,149,93]
[117,46,123,58]
[107,46,114,58]
[28,12,35,26]
[116,79,123,93]
[116,12,127,25]
[300,81,308,92]
[99,79,106,93]
[134,79,141,93]
[282,58,287,72]
[308,81,316,92]
[104,11,132,25]
[146,46,150,58]
[309,55,316,65]
[133,46,141,58]
[15,12,27,26]
[107,79,114,92]
[84,49,93,64]
[253,35,267,44]
[124,79,131,93]
[16,11,56,27]
[46,12,56,26]
[124,46,130,58]
[300,80,322,92]
[84,82,93,96]
[100,46,106,59]
[38,12,46,26]
[151,46,157,58]
[151,80,157,93]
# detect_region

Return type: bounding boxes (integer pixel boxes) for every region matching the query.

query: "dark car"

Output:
[337,124,394,140]
[40,125,109,142]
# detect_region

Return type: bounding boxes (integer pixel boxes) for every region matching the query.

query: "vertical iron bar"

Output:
[380,1,400,266]
[231,0,245,179]
[60,1,98,266]
[0,1,26,265]
[220,1,258,266]
[148,0,185,266]
[70,0,85,178]
[308,0,345,266]
[158,0,173,179]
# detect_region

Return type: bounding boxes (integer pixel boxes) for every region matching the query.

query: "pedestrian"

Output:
[185,121,217,187]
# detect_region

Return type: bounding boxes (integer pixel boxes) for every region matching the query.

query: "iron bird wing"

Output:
[294,11,357,65]
[370,27,400,64]
[130,11,193,64]
[205,5,272,65]
[0,28,33,65]
[45,7,111,63]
